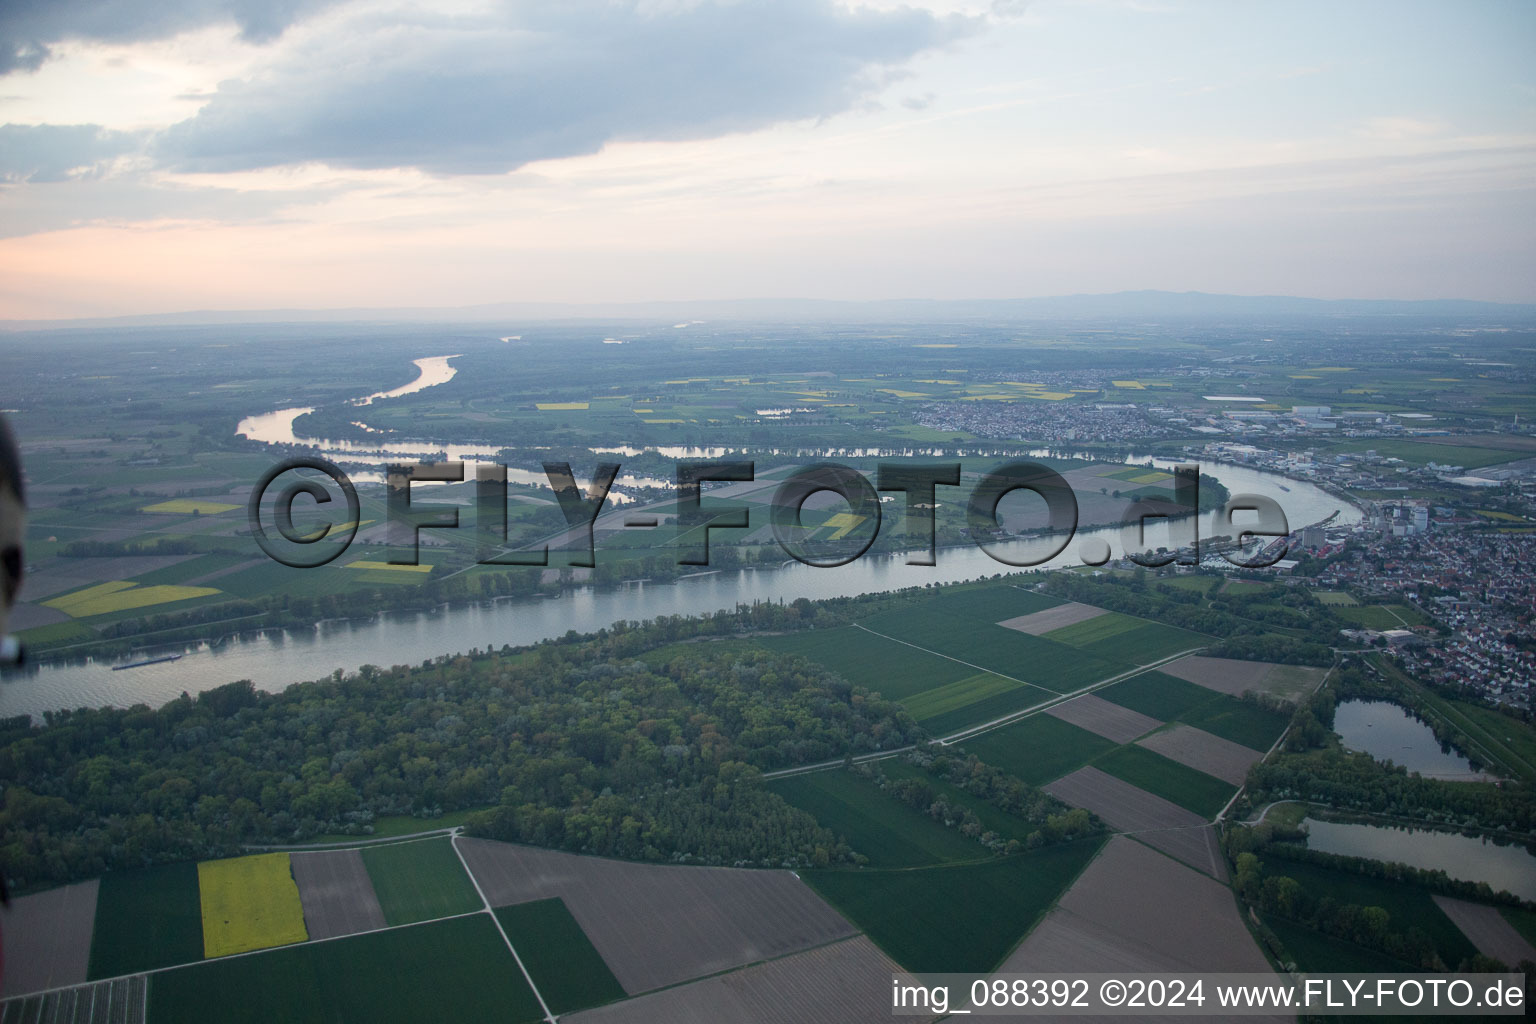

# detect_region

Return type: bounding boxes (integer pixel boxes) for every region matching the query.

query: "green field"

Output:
[1093,745,1235,818]
[757,626,971,700]
[913,682,1058,737]
[902,672,1032,722]
[89,862,205,978]
[1501,906,1536,947]
[1334,605,1429,629]
[961,713,1118,786]
[359,838,482,926]
[805,838,1104,972]
[1262,856,1478,967]
[1317,591,1359,606]
[147,914,544,1023]
[1041,611,1144,647]
[857,604,1124,692]
[495,898,626,1013]
[768,769,984,867]
[929,584,1061,622]
[1097,672,1286,751]
[1263,915,1417,973]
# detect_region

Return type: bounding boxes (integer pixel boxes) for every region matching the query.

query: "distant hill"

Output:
[4,290,1534,330]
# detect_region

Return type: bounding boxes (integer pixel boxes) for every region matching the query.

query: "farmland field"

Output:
[1093,745,1235,819]
[1,975,147,1024]
[1431,896,1536,968]
[0,879,98,998]
[1078,620,1210,662]
[1262,916,1415,972]
[455,838,856,995]
[1043,768,1225,879]
[961,713,1117,785]
[290,850,387,940]
[146,914,544,1024]
[1334,604,1430,629]
[1159,654,1326,702]
[494,898,625,1013]
[89,863,204,978]
[768,769,983,867]
[1097,671,1286,750]
[43,581,221,618]
[359,838,481,926]
[927,584,1061,621]
[856,605,1122,692]
[1040,611,1144,647]
[139,499,240,515]
[757,626,971,700]
[900,672,1027,721]
[1044,693,1161,744]
[198,854,309,958]
[998,601,1105,636]
[563,936,911,1024]
[805,838,1104,972]
[1136,723,1263,786]
[1005,837,1273,975]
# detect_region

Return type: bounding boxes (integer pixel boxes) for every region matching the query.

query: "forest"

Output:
[0,602,929,891]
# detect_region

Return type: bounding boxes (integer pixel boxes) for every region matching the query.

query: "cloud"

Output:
[0,123,145,182]
[153,0,978,175]
[0,0,347,74]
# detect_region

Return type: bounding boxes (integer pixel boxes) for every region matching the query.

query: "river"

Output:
[1,356,1360,721]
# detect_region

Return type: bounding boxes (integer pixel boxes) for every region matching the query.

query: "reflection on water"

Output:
[1333,699,1491,780]
[1302,817,1536,901]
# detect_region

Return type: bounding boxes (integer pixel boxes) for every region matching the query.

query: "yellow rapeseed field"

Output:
[45,582,221,618]
[141,499,240,515]
[198,853,309,958]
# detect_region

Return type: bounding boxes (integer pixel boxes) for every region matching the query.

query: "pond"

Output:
[1332,699,1491,780]
[1301,816,1536,902]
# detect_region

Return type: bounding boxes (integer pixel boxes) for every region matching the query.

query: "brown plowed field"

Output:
[1045,693,1161,744]
[997,602,1106,636]
[456,838,858,995]
[290,849,388,940]
[1137,723,1264,785]
[563,935,932,1024]
[1043,767,1227,880]
[0,878,98,997]
[1004,836,1280,1018]
[1161,655,1325,700]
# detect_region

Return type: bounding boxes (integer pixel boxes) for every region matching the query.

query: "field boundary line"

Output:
[762,646,1205,779]
[450,832,558,1024]
[1214,656,1338,823]
[849,623,1057,694]
[243,827,460,852]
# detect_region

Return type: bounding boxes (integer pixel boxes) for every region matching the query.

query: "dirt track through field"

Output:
[1005,836,1280,1017]
[1044,767,1227,880]
[290,849,388,940]
[456,838,858,995]
[563,935,931,1024]
[1045,693,1161,744]
[1136,723,1263,786]
[0,878,98,997]
[997,602,1106,636]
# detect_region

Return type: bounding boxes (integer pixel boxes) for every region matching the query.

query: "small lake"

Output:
[1301,817,1536,902]
[1332,699,1490,780]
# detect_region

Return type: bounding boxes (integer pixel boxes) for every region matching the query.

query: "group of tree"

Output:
[0,611,931,891]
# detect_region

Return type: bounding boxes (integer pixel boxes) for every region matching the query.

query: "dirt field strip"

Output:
[0,878,98,998]
[562,935,934,1024]
[1004,837,1282,1020]
[997,602,1106,636]
[1044,766,1227,880]
[1044,693,1161,744]
[1431,896,1536,967]
[1160,654,1325,700]
[290,849,388,940]
[454,837,858,995]
[448,833,557,1024]
[1136,723,1263,786]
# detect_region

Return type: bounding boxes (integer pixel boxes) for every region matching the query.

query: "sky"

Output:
[0,0,1532,319]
